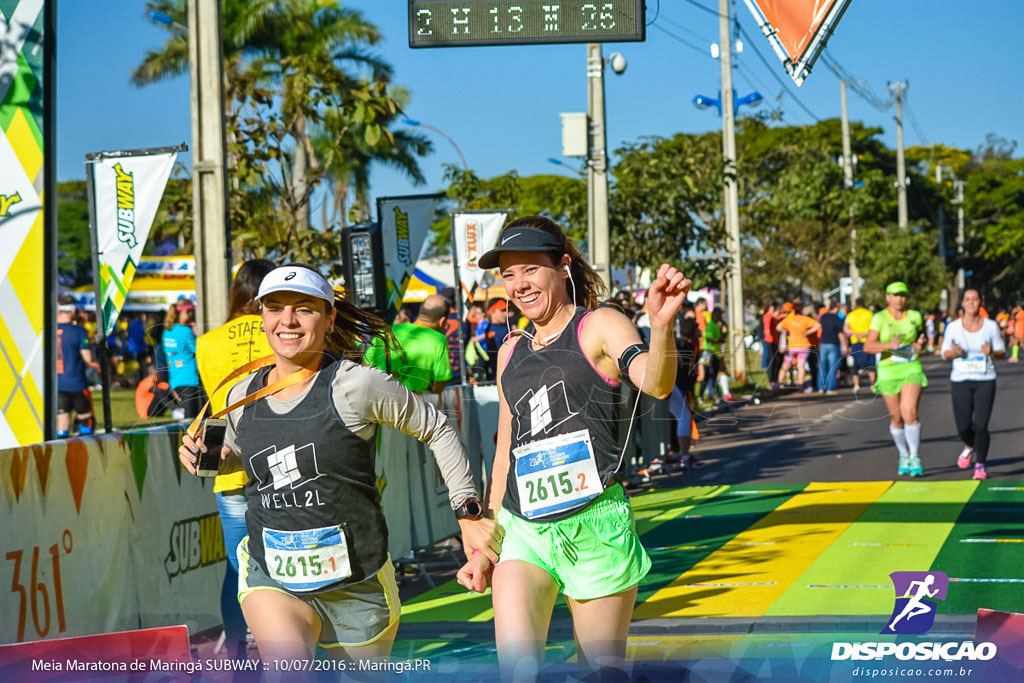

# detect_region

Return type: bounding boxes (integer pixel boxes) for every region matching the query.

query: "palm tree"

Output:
[311,86,434,228]
[134,0,404,233]
[133,0,280,94]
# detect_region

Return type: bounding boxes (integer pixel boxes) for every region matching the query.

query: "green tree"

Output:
[741,120,894,301]
[145,166,193,253]
[431,165,585,254]
[56,182,92,288]
[856,225,948,309]
[960,136,1024,305]
[135,0,417,274]
[609,131,725,289]
[310,86,433,227]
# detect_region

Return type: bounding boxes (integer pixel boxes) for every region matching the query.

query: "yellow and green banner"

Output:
[86,146,182,336]
[0,0,51,447]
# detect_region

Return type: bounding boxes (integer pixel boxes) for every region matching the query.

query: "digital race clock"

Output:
[409,1,646,48]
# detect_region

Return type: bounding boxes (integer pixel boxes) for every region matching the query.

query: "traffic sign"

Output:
[741,0,851,86]
[409,1,646,48]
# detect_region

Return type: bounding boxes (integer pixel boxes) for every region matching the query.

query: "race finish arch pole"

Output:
[189,0,231,333]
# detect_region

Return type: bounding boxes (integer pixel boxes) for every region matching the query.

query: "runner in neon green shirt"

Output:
[864,281,928,476]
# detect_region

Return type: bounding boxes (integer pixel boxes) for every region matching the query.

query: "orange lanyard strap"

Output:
[186,354,317,440]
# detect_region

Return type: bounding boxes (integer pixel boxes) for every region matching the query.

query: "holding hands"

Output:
[458,517,504,563]
[456,553,494,594]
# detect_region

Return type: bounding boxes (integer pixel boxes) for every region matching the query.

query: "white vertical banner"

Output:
[377,194,444,321]
[88,146,183,336]
[451,210,510,294]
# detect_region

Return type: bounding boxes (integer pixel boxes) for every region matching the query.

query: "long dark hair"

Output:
[499,216,606,309]
[286,264,396,362]
[227,259,276,321]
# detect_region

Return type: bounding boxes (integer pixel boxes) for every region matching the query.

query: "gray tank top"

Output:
[235,357,387,592]
[500,308,627,522]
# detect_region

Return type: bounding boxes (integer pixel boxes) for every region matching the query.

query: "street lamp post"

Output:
[692,90,763,117]
[401,118,468,171]
[548,157,586,173]
[693,86,761,382]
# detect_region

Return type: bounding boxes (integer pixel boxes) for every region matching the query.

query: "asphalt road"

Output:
[688,355,1024,484]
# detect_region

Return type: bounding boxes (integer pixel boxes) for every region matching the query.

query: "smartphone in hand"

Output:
[196,418,227,478]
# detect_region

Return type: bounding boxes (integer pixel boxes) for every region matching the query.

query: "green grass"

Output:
[92,388,179,432]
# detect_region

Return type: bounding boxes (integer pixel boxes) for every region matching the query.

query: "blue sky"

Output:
[57,1,1024,218]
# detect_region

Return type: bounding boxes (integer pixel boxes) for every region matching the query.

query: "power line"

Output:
[733,64,767,101]
[819,53,891,111]
[679,0,724,18]
[658,12,713,45]
[675,0,822,123]
[903,93,929,146]
[736,24,821,122]
[664,2,773,101]
[646,0,661,25]
[651,22,712,58]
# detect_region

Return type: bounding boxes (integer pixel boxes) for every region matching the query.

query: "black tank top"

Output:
[500,307,627,522]
[235,357,387,593]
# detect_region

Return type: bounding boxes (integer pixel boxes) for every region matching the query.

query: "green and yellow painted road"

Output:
[394,480,1024,661]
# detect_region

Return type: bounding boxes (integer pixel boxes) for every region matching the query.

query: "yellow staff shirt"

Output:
[196,314,272,493]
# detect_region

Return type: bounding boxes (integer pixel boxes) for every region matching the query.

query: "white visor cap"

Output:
[256,266,334,304]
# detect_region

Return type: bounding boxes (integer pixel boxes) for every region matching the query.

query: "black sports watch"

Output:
[454,498,484,521]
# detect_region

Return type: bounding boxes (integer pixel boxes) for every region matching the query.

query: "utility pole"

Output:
[586,43,611,290]
[840,80,859,304]
[718,0,745,380]
[935,163,946,259]
[888,81,908,229]
[936,163,948,312]
[189,0,231,332]
[953,179,965,296]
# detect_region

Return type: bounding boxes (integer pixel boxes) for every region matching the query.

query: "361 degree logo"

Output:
[882,571,949,635]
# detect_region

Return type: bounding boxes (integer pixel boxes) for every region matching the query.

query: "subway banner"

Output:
[376,193,444,322]
[87,146,183,336]
[741,0,852,86]
[451,210,510,296]
[0,0,54,448]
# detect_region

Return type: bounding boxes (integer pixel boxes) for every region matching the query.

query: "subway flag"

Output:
[87,148,181,336]
[376,194,444,323]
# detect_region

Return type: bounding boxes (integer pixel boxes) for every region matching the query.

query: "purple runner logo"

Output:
[882,571,949,634]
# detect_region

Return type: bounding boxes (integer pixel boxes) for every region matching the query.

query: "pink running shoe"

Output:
[973,464,987,480]
[957,447,974,470]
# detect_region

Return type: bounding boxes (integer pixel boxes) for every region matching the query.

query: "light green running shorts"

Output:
[874,360,928,396]
[497,483,651,600]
